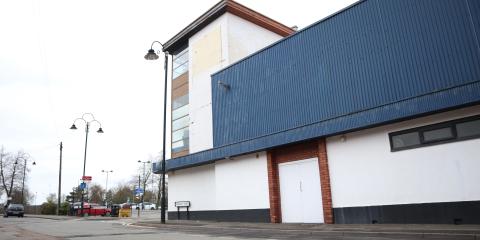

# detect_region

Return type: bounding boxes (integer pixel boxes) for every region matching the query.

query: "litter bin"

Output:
[110,204,120,217]
[119,204,132,218]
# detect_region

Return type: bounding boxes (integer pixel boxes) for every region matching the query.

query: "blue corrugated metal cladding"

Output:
[212,0,480,147]
[166,0,480,171]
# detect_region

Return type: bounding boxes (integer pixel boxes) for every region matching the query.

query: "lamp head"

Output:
[137,160,141,163]
[144,49,159,60]
[97,127,104,133]
[70,124,77,130]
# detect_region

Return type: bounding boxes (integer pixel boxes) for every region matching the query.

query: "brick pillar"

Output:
[267,151,281,223]
[318,138,334,224]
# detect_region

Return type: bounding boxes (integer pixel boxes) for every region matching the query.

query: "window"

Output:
[172,93,189,154]
[389,114,480,151]
[172,115,189,131]
[173,94,188,110]
[171,48,189,154]
[422,127,454,142]
[172,127,189,153]
[456,119,480,138]
[172,138,189,153]
[172,48,188,79]
[391,132,420,149]
[172,105,188,120]
[172,127,189,142]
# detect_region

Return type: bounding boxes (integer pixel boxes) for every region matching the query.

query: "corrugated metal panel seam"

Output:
[164,81,480,172]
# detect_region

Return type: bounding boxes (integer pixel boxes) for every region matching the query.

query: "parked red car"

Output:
[73,202,111,216]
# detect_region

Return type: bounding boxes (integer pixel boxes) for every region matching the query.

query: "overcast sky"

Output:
[0,0,357,204]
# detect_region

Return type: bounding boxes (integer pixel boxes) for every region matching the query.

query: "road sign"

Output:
[82,176,92,181]
[134,188,144,195]
[175,201,190,207]
[79,182,87,190]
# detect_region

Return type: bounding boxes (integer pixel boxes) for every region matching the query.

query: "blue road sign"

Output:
[134,188,144,195]
[79,182,86,190]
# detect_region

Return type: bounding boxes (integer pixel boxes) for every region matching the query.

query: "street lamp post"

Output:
[137,174,141,217]
[70,113,103,216]
[57,142,63,216]
[101,170,113,206]
[144,40,168,224]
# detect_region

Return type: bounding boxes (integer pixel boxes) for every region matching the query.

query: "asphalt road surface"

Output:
[0,216,270,240]
[1,215,479,240]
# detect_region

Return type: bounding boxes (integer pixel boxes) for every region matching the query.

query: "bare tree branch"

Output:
[0,146,8,195]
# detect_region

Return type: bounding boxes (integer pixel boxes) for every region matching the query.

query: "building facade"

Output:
[165,0,293,159]
[157,0,480,224]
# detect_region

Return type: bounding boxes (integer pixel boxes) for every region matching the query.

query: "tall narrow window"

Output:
[171,47,190,157]
[172,94,189,154]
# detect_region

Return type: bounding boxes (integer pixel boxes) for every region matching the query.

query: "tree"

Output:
[105,190,113,206]
[65,187,82,204]
[58,201,70,215]
[10,187,33,205]
[111,184,134,204]
[88,183,104,204]
[149,153,168,210]
[0,147,30,206]
[40,193,57,215]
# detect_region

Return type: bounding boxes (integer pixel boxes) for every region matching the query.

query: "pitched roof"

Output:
[163,0,295,53]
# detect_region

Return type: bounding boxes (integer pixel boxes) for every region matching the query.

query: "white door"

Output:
[279,158,324,223]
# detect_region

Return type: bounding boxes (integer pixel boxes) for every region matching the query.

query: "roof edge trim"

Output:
[163,0,294,53]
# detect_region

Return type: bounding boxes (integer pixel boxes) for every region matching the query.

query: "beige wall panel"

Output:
[191,27,222,76]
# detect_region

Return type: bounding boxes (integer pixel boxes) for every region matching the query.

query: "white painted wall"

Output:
[168,151,269,211]
[168,164,216,211]
[188,15,228,154]
[215,152,270,210]
[327,105,480,208]
[226,13,283,64]
[188,13,285,154]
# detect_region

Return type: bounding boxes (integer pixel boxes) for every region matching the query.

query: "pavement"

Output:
[25,213,480,240]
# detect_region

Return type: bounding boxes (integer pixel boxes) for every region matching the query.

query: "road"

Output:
[1,213,479,240]
[0,216,268,240]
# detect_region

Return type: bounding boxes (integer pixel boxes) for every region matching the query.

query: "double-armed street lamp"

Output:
[70,113,103,216]
[144,41,168,224]
[101,170,113,206]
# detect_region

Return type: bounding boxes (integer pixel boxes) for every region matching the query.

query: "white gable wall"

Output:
[188,15,228,155]
[188,13,285,154]
[226,13,284,64]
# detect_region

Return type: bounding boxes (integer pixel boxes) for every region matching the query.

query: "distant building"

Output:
[157,0,480,224]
